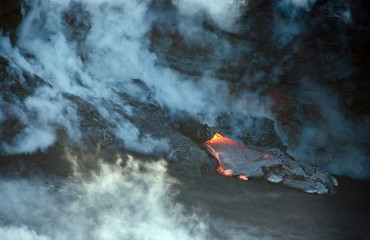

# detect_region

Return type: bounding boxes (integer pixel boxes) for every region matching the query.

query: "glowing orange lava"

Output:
[204,133,249,181]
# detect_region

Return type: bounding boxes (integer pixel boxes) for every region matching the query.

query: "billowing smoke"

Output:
[0,155,209,240]
[174,0,245,33]
[270,0,370,179]
[0,151,307,240]
[0,1,369,177]
[1,0,369,239]
[0,0,238,154]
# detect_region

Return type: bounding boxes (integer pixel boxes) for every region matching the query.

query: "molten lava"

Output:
[204,133,280,180]
[204,133,249,180]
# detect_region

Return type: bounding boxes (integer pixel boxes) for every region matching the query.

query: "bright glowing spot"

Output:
[237,175,248,181]
[205,133,249,180]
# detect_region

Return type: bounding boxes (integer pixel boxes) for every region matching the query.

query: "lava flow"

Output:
[204,133,249,181]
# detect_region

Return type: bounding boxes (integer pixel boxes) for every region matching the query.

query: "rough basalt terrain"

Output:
[1,0,369,192]
[1,54,337,193]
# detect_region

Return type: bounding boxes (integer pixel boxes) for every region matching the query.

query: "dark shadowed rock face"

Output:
[150,0,370,139]
[0,56,215,178]
[0,1,23,34]
[0,56,51,101]
[0,56,51,146]
[0,55,335,189]
[234,117,286,150]
[63,93,117,149]
[0,2,369,239]
[1,0,369,187]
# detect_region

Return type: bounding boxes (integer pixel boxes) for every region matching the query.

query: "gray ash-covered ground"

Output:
[0,0,369,239]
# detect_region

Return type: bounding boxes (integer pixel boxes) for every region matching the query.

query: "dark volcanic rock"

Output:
[177,118,210,144]
[63,93,117,149]
[1,116,25,145]
[0,56,52,146]
[0,58,215,178]
[265,148,338,194]
[0,1,23,34]
[149,0,370,165]
[205,134,337,194]
[1,0,368,187]
[0,56,52,101]
[238,118,286,150]
[62,1,91,44]
[120,94,216,177]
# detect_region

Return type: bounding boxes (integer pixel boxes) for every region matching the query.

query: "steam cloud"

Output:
[0,1,369,177]
[0,156,209,240]
[0,0,248,155]
[1,0,369,239]
[0,153,292,240]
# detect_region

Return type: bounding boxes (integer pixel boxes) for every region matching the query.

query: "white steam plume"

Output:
[0,156,209,240]
[174,0,245,32]
[0,0,240,154]
[0,0,368,180]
